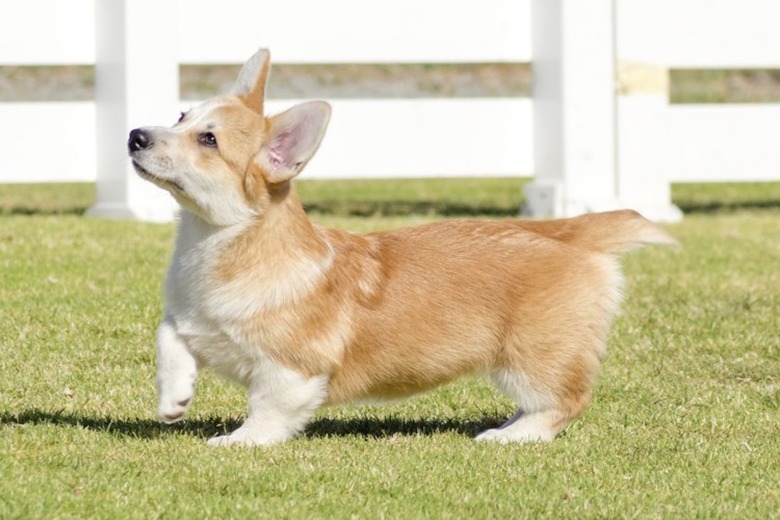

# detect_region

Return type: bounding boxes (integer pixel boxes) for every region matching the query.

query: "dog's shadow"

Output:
[1,408,505,442]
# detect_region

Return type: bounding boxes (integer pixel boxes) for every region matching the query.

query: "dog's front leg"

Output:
[156,317,198,424]
[207,360,328,447]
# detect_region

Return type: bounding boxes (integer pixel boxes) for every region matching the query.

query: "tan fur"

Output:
[129,49,676,445]
[222,214,631,406]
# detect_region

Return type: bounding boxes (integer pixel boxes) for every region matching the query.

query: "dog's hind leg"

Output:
[479,279,612,443]
[475,366,593,443]
[207,359,329,447]
[156,317,198,424]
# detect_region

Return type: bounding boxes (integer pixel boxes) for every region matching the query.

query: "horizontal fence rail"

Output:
[4,102,777,184]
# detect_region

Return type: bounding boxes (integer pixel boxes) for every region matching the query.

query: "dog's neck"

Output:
[175,188,333,284]
[244,188,332,264]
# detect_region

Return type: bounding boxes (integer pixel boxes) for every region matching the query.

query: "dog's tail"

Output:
[520,209,678,255]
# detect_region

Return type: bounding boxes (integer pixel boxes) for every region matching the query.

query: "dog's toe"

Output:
[475,428,509,443]
[206,435,235,447]
[160,411,185,423]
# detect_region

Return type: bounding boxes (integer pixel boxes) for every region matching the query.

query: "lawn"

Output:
[1,180,778,518]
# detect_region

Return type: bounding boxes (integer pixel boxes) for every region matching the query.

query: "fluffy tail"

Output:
[519,209,678,254]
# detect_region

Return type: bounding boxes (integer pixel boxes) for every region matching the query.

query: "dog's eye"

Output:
[177,112,186,123]
[198,132,218,148]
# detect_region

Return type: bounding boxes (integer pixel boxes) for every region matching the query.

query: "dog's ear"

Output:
[255,101,331,184]
[231,48,271,114]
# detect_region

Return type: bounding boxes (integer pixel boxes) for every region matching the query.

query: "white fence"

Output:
[1,0,779,221]
[620,0,780,185]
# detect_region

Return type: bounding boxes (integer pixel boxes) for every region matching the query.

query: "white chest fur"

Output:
[162,212,250,380]
[162,210,335,383]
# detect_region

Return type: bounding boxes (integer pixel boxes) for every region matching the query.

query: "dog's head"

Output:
[128,49,331,225]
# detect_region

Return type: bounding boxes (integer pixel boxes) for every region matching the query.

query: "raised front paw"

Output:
[158,395,192,424]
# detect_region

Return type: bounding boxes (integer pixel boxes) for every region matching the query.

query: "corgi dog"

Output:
[128,49,676,446]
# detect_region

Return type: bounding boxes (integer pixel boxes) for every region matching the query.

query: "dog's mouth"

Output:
[132,161,185,192]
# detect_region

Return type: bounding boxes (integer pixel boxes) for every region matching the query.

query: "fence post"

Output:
[524,0,618,218]
[613,0,682,222]
[614,63,682,222]
[524,0,682,222]
[88,0,179,222]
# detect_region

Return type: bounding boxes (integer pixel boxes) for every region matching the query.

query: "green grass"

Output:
[3,178,780,217]
[1,181,779,518]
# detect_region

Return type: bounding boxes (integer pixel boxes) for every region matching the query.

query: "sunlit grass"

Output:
[1,182,778,518]
[2,179,779,217]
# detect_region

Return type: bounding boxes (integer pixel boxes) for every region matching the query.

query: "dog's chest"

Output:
[163,218,260,369]
[161,213,344,382]
[166,261,266,383]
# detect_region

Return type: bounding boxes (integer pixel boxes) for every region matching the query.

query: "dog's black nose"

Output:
[128,129,152,153]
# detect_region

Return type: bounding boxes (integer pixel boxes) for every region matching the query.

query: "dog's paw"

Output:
[206,427,292,447]
[475,425,553,444]
[157,376,195,424]
[475,428,514,444]
[157,396,192,424]
[206,434,242,447]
